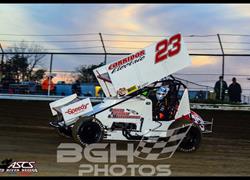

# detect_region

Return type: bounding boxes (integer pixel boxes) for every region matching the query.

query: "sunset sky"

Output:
[0,3,250,97]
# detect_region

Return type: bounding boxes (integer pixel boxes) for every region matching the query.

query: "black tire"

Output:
[72,117,104,146]
[57,126,72,138]
[178,125,202,152]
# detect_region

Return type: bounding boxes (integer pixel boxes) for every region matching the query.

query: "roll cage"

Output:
[90,75,187,118]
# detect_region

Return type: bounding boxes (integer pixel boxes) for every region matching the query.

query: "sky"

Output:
[0,3,250,98]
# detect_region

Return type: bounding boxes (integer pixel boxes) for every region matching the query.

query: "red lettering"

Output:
[108,50,145,70]
[140,50,145,56]
[111,108,124,112]
[65,103,89,115]
[122,58,128,64]
[128,55,135,62]
[117,60,123,66]
[108,64,114,70]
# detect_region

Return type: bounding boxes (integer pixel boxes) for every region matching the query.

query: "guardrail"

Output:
[1,93,250,111]
[0,93,103,103]
[190,103,250,111]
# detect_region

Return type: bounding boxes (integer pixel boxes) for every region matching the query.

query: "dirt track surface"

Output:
[0,99,250,176]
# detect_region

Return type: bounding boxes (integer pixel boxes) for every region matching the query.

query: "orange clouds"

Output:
[191,56,218,67]
[103,5,143,33]
[225,4,250,17]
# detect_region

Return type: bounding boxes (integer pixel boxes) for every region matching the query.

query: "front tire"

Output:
[57,126,72,138]
[72,117,104,146]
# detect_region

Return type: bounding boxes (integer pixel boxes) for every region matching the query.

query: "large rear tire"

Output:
[72,117,104,146]
[168,119,202,153]
[178,125,202,152]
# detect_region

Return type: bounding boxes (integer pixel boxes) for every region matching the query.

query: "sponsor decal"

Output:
[108,108,141,119]
[117,87,128,97]
[117,85,138,97]
[127,85,139,94]
[61,98,93,123]
[65,103,89,115]
[191,111,205,131]
[108,50,145,74]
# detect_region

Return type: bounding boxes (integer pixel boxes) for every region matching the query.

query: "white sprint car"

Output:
[49,33,213,152]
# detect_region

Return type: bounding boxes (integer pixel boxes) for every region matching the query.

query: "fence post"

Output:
[48,53,53,96]
[205,86,208,100]
[0,43,4,83]
[99,33,107,65]
[217,34,225,101]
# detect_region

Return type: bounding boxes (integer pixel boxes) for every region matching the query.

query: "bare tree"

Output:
[6,41,46,81]
[30,69,46,83]
[76,62,104,83]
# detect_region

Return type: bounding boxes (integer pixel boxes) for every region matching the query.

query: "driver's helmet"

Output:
[156,86,169,101]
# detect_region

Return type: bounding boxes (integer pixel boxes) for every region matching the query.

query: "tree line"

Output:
[0,41,105,86]
[0,41,46,84]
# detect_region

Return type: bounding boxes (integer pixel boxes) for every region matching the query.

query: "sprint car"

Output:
[49,33,213,152]
[49,76,212,152]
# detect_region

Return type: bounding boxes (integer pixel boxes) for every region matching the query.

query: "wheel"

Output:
[168,119,202,152]
[178,125,202,152]
[72,117,104,146]
[57,126,72,138]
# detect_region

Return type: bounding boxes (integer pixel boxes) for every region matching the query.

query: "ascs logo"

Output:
[0,159,38,174]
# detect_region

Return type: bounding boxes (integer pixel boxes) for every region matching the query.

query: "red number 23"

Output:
[155,33,181,64]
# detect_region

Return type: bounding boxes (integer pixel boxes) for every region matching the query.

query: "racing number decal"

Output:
[155,39,168,64]
[169,34,181,57]
[155,33,181,64]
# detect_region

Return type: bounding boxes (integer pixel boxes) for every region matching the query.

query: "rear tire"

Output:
[72,117,104,146]
[178,125,202,152]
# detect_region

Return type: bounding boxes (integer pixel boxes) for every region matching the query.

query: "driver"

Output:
[155,86,170,120]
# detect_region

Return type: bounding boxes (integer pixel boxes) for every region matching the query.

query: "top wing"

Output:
[93,33,191,97]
